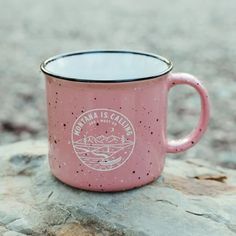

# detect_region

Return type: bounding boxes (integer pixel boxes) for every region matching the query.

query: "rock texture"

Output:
[0,140,235,236]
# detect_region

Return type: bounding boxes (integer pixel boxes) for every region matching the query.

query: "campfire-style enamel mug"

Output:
[41,50,210,192]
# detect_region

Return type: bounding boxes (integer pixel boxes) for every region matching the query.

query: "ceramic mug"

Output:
[41,50,210,192]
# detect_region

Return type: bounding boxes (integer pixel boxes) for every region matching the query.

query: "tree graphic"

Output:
[83,132,88,144]
[121,135,125,144]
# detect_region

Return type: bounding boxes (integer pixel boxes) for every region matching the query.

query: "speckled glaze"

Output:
[41,52,210,192]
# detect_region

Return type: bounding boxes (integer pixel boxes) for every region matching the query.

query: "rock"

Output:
[7,219,33,235]
[0,140,235,236]
[3,231,26,236]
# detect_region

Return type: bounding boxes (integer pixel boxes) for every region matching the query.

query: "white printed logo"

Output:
[71,108,135,171]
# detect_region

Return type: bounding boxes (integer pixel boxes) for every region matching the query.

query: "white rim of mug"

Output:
[40,50,173,83]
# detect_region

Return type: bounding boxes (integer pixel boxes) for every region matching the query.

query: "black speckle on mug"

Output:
[81,169,84,172]
[138,177,141,179]
[105,131,108,134]
[147,173,150,176]
[81,110,84,113]
[71,112,74,115]
[48,102,51,106]
[85,153,88,156]
[150,162,152,165]
[63,123,66,127]
[88,184,91,187]
[199,129,202,132]
[148,150,150,153]
[59,165,61,168]
[96,122,99,126]
[76,170,79,173]
[100,184,103,187]
[56,92,58,95]
[139,121,142,124]
[55,101,58,104]
[54,140,57,144]
[132,170,135,174]
[156,118,159,122]
[94,97,96,100]
[148,126,151,129]
[191,141,194,144]
[119,106,122,109]
[172,82,176,85]
[59,83,61,86]
[150,132,153,135]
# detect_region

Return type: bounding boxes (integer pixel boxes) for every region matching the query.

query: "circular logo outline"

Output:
[71,108,136,171]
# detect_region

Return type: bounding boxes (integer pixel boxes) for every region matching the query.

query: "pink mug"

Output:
[41,50,210,192]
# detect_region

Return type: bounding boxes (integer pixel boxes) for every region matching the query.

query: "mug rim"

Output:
[40,50,173,83]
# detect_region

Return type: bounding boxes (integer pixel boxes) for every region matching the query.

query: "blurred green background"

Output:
[0,0,235,168]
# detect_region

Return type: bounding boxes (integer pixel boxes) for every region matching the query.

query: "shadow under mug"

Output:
[41,50,210,192]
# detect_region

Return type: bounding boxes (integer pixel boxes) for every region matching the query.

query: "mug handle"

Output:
[167,73,210,153]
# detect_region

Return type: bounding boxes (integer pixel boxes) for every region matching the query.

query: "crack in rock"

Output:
[194,174,227,183]
[47,191,54,200]
[185,210,235,234]
[155,199,178,207]
[185,210,230,224]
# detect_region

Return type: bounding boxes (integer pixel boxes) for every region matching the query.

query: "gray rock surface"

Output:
[0,140,235,236]
[0,0,236,169]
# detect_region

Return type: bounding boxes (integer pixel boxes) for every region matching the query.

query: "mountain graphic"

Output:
[74,135,131,145]
[73,135,134,163]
